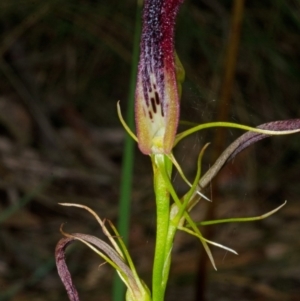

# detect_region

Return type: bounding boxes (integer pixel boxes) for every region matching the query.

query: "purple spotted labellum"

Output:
[135,0,184,155]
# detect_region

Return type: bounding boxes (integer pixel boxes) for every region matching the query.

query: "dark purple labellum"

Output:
[135,0,184,154]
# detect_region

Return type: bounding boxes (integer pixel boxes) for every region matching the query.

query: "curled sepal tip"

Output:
[135,0,184,155]
[55,232,151,301]
[55,204,151,301]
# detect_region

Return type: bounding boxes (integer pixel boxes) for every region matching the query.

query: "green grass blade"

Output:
[112,2,142,301]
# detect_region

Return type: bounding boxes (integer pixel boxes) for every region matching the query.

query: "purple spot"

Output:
[151,97,157,113]
[149,111,153,119]
[155,91,160,105]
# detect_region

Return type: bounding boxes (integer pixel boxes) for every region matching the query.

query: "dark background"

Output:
[0,0,300,300]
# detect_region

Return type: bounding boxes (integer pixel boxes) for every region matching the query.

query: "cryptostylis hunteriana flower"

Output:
[55,0,300,301]
[135,0,184,155]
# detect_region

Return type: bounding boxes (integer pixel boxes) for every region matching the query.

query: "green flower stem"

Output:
[151,154,172,301]
[151,148,205,298]
[151,147,208,294]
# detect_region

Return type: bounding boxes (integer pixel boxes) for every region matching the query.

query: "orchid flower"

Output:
[124,0,300,298]
[56,1,300,301]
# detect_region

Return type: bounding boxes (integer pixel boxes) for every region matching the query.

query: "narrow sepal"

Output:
[55,233,143,301]
[227,119,300,161]
[199,119,300,189]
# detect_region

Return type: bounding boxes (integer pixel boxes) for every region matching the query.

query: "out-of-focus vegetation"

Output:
[0,0,300,301]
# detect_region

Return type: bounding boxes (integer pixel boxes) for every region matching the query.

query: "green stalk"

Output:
[151,154,172,301]
[112,2,142,301]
